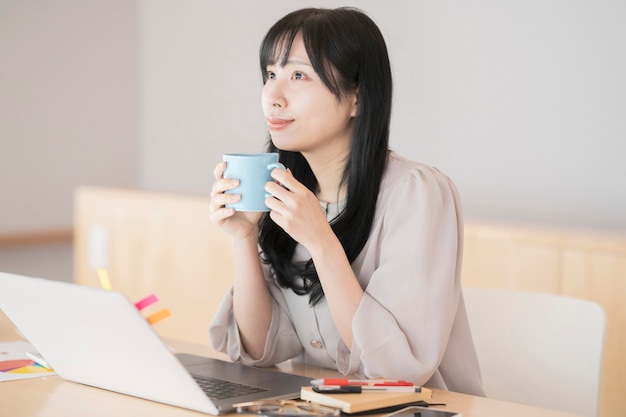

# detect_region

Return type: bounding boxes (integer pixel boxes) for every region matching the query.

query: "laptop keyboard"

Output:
[193,375,268,400]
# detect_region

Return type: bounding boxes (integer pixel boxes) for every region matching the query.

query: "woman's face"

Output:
[262,34,357,158]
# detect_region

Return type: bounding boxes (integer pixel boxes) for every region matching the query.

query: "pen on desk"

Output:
[312,385,422,393]
[311,378,414,387]
[26,352,52,370]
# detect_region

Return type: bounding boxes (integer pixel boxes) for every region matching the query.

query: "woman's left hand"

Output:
[264,168,333,250]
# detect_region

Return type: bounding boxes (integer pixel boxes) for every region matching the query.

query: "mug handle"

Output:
[265,162,286,198]
[267,162,286,172]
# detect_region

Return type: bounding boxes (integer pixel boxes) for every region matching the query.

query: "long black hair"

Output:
[258,8,393,305]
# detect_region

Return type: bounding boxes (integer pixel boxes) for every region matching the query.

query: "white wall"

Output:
[386,1,626,229]
[139,0,626,230]
[1,0,625,237]
[0,0,139,234]
[137,0,297,194]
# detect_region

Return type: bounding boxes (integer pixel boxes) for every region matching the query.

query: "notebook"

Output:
[300,386,432,413]
[0,272,312,415]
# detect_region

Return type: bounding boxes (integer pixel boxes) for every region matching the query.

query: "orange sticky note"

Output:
[146,308,171,325]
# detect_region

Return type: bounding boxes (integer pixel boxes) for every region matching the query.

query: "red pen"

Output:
[310,378,415,387]
[312,385,422,394]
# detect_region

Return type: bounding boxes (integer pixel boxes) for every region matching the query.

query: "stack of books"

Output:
[300,379,433,414]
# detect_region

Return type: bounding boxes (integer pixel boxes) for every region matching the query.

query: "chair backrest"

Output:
[74,186,234,346]
[463,286,606,417]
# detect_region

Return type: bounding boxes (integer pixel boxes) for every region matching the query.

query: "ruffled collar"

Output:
[319,199,346,221]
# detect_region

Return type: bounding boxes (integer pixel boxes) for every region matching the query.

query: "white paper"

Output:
[0,340,57,382]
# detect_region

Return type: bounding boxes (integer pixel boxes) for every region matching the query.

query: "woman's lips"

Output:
[267,117,293,130]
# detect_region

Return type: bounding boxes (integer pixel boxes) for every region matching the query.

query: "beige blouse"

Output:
[209,152,485,396]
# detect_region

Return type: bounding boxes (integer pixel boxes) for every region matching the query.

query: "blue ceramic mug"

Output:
[223,153,286,212]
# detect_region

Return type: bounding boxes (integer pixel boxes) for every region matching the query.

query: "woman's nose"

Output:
[263,79,287,109]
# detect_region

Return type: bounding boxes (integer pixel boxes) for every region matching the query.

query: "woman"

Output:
[208,7,484,396]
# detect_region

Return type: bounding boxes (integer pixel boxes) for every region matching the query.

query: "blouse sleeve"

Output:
[208,265,304,367]
[336,165,464,384]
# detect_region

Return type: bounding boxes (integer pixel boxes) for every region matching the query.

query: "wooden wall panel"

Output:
[462,223,561,293]
[74,187,233,347]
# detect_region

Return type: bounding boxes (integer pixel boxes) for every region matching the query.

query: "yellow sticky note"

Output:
[8,365,54,374]
[97,269,112,291]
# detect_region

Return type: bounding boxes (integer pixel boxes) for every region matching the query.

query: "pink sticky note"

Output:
[135,294,158,311]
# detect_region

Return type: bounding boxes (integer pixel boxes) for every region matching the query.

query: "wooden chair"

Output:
[74,186,234,346]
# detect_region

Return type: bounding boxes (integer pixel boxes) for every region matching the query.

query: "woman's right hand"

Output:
[209,161,262,241]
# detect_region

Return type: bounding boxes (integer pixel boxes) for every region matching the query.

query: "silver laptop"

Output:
[0,272,312,415]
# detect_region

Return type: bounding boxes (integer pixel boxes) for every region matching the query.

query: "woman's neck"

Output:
[302,150,348,203]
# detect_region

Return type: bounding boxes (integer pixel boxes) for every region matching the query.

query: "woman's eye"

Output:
[293,72,304,80]
[266,71,276,80]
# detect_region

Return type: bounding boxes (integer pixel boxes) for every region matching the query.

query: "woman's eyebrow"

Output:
[284,59,312,67]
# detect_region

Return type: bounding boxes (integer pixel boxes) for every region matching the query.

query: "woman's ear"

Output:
[350,87,359,118]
